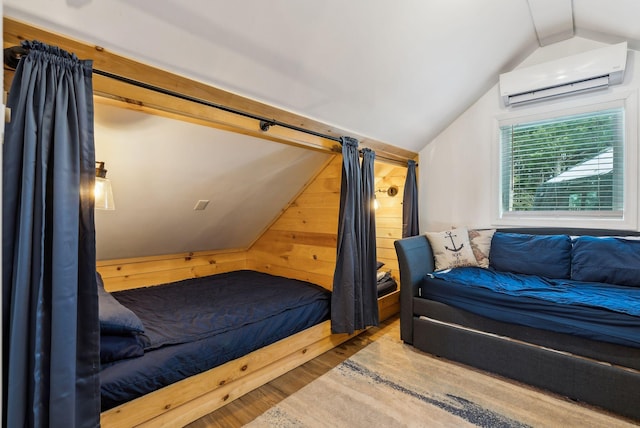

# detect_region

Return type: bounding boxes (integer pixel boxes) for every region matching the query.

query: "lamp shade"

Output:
[95,176,115,210]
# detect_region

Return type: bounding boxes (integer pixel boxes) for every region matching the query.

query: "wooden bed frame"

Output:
[100,290,398,427]
[97,247,399,427]
[99,253,400,428]
[100,320,352,427]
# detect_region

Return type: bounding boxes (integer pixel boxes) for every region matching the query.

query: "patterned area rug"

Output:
[246,334,529,428]
[246,332,636,428]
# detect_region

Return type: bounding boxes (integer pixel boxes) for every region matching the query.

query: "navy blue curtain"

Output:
[331,138,378,334]
[402,159,419,238]
[2,41,100,427]
[360,149,379,326]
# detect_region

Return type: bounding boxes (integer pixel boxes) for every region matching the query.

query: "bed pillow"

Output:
[468,229,495,268]
[425,227,478,270]
[97,272,145,334]
[377,270,389,282]
[100,333,145,363]
[571,236,640,286]
[489,232,572,279]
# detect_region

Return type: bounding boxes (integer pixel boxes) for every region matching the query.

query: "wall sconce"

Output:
[95,161,115,210]
[374,185,399,210]
[377,185,399,197]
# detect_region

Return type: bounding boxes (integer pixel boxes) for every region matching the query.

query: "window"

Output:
[495,95,637,228]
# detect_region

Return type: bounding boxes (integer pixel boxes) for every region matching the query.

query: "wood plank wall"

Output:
[374,162,407,282]
[247,157,341,289]
[97,249,248,292]
[249,156,407,290]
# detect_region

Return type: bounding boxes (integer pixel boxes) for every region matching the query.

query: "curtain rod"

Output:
[4,45,342,141]
[93,68,345,144]
[4,45,410,165]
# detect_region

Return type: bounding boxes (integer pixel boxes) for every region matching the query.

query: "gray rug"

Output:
[246,334,530,428]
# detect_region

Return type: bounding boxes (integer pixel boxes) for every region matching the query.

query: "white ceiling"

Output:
[6,0,640,153]
[5,1,640,153]
[5,0,532,153]
[5,0,640,259]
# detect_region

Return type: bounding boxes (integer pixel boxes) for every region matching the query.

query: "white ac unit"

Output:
[499,42,628,106]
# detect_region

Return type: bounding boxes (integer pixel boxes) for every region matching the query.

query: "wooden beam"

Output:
[3,17,418,164]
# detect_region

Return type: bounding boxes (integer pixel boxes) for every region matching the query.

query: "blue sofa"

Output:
[394,228,640,421]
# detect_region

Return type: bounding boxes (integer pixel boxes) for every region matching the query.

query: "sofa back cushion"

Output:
[571,236,640,286]
[489,232,572,279]
[468,229,495,268]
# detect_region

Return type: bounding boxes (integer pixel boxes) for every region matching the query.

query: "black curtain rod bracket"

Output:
[259,120,275,132]
[4,46,28,70]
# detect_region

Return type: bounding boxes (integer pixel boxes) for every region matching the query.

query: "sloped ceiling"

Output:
[93,103,331,260]
[6,0,536,154]
[5,0,640,260]
[5,1,640,152]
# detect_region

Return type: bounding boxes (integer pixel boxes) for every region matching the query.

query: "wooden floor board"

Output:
[186,319,392,428]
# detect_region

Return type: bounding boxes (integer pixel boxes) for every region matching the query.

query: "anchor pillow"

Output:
[426,227,478,271]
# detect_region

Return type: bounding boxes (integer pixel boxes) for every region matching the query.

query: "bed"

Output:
[395,228,640,421]
[376,267,398,298]
[98,269,355,427]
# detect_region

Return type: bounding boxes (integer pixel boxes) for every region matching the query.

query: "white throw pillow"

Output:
[468,229,496,268]
[426,227,478,270]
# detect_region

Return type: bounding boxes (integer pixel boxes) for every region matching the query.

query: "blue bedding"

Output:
[100,270,330,410]
[421,268,640,348]
[431,268,640,316]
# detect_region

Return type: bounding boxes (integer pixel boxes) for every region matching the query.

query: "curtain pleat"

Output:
[402,159,419,238]
[360,149,379,326]
[2,40,100,428]
[331,138,378,334]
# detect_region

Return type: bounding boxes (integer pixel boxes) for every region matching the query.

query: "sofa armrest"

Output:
[394,235,433,344]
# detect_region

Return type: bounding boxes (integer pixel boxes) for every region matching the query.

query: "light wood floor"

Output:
[186,315,638,427]
[186,317,400,428]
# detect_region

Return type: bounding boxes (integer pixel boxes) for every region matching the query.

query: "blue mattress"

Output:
[421,267,640,348]
[100,270,330,410]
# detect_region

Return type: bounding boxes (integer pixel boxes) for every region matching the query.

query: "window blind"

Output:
[500,107,624,215]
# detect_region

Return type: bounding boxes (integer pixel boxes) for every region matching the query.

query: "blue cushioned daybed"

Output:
[395,228,640,421]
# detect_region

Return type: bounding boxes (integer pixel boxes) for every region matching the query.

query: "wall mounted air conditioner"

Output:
[499,42,628,106]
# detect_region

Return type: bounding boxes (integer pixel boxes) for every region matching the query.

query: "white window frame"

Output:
[492,90,638,230]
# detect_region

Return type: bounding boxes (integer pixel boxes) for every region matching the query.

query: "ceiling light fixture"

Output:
[95,161,115,210]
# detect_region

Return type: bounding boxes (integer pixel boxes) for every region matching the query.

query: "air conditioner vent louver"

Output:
[500,42,627,106]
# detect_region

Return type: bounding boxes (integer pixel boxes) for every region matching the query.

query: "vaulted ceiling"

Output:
[7,0,640,153]
[4,0,640,259]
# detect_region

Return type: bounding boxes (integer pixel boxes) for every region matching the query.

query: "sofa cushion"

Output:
[468,229,495,268]
[425,227,478,270]
[572,236,640,286]
[489,232,572,279]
